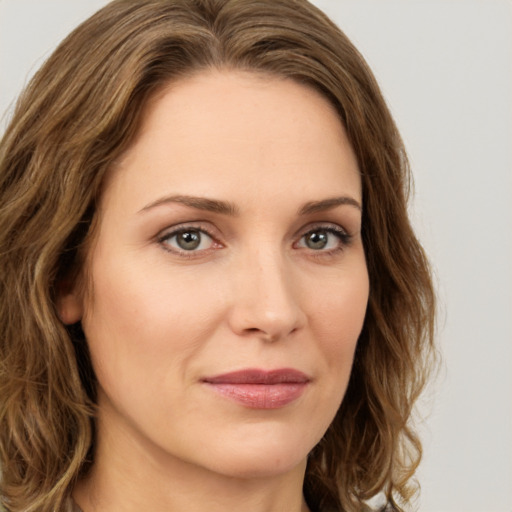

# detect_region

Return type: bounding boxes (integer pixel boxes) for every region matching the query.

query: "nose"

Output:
[226,248,307,342]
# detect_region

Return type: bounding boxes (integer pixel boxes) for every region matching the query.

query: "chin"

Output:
[199,432,314,480]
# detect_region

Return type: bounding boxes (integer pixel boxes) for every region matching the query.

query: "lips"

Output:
[201,368,310,409]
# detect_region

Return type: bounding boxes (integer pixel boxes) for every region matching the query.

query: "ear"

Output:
[55,278,84,325]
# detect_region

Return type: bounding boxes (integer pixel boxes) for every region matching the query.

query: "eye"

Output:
[296,226,351,252]
[160,228,215,252]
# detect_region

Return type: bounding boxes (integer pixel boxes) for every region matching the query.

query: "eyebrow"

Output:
[139,194,361,216]
[139,194,240,216]
[298,196,362,215]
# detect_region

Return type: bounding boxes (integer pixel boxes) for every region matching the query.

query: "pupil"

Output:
[177,230,201,250]
[307,231,328,249]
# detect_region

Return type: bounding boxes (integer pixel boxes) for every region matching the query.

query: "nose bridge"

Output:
[229,243,305,340]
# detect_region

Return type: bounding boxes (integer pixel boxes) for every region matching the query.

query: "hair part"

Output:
[0,1,437,511]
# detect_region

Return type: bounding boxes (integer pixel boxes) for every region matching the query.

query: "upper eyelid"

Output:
[303,222,347,232]
[296,221,350,238]
[157,222,218,239]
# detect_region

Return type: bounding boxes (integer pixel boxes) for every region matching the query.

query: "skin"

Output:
[59,70,369,512]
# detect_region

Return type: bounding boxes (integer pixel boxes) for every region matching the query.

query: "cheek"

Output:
[313,264,369,339]
[81,264,208,388]
[310,264,369,382]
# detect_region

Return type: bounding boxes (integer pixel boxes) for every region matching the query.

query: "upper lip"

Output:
[202,368,310,384]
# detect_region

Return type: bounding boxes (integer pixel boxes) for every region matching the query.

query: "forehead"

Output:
[104,69,361,211]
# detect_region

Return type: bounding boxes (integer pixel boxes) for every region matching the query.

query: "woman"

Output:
[0,1,436,511]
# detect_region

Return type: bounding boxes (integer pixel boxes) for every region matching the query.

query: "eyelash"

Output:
[157,223,219,258]
[156,223,353,258]
[296,224,353,256]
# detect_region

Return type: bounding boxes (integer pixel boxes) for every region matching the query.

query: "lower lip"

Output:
[204,382,308,409]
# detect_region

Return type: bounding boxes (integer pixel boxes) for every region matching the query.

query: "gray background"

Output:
[1,1,511,510]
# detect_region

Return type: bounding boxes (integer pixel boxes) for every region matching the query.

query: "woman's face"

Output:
[61,70,369,480]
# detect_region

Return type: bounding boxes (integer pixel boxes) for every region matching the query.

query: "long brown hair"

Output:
[0,1,436,511]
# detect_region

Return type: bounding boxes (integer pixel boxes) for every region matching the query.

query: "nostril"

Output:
[241,327,280,343]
